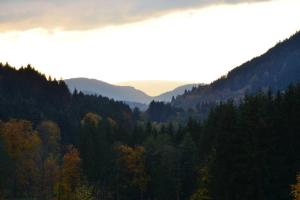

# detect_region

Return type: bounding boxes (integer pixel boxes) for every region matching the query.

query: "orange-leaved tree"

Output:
[291,172,300,200]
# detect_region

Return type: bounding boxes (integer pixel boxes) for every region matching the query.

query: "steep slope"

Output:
[173,31,300,109]
[65,78,152,104]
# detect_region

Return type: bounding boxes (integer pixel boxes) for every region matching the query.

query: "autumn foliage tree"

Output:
[37,121,61,159]
[291,173,300,200]
[0,133,12,199]
[0,119,41,197]
[57,145,81,200]
[0,119,94,200]
[116,145,149,200]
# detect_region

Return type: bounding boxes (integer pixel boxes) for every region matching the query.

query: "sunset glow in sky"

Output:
[0,0,300,89]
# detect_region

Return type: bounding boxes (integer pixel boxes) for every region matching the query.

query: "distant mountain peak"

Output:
[65,78,152,104]
[65,78,199,106]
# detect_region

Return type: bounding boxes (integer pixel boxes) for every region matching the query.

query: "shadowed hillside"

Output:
[0,64,134,143]
[173,31,300,109]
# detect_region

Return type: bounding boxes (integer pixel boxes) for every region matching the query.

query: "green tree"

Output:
[179,133,198,200]
[36,121,62,199]
[144,134,179,200]
[79,113,114,199]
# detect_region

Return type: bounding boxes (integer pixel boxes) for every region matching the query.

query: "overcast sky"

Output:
[0,0,300,92]
[0,0,270,31]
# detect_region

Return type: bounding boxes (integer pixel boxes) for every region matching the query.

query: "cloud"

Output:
[0,0,271,31]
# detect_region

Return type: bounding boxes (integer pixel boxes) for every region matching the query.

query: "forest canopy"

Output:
[0,63,300,199]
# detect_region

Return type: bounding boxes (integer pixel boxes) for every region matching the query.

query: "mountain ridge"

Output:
[65,78,152,104]
[172,31,300,109]
[65,78,199,105]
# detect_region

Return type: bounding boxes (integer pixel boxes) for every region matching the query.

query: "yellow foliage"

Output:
[0,119,41,160]
[81,113,102,127]
[291,173,300,200]
[74,183,95,200]
[56,145,81,200]
[116,145,149,192]
[37,121,61,157]
[41,155,60,200]
[0,119,42,193]
[107,117,117,128]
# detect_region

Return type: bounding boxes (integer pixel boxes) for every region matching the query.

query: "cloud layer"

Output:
[0,0,270,31]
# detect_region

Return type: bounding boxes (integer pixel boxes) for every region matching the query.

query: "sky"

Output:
[118,80,193,96]
[0,0,300,95]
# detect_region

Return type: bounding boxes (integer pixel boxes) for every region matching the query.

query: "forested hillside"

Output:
[190,85,300,200]
[0,62,300,200]
[0,63,134,144]
[173,31,300,109]
[153,84,200,102]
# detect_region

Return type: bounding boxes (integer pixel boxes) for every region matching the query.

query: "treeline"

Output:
[0,112,199,199]
[144,100,208,123]
[1,85,300,199]
[0,63,134,144]
[78,112,199,200]
[145,101,180,122]
[190,84,300,200]
[0,63,300,199]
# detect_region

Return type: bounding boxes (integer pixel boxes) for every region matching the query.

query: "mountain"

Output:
[65,78,152,104]
[65,78,199,105]
[173,31,300,109]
